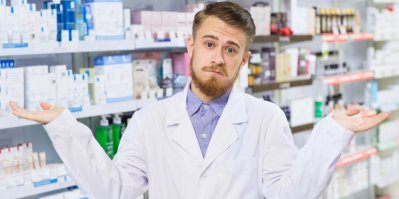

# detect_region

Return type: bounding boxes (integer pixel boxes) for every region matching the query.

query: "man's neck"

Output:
[190,82,215,103]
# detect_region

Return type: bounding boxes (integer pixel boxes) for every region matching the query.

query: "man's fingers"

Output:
[359,112,390,132]
[40,102,53,110]
[361,109,377,118]
[9,101,37,121]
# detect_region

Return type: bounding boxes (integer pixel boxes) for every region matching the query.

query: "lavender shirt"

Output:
[186,86,230,157]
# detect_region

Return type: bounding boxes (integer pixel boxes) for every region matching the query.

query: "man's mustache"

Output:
[202,65,227,75]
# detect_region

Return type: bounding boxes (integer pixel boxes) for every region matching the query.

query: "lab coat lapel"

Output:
[165,83,203,163]
[202,87,248,170]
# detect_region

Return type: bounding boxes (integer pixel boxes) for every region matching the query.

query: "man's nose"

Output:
[211,49,225,66]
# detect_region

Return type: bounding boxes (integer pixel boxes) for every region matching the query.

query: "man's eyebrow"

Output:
[201,35,241,49]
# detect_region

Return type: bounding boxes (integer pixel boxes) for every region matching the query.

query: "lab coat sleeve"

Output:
[261,110,354,199]
[44,109,148,199]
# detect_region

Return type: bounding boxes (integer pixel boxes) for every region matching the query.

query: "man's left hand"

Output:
[332,106,390,133]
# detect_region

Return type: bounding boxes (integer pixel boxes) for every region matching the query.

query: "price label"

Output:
[32,168,50,182]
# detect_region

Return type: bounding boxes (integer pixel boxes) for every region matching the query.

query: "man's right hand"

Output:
[9,101,65,125]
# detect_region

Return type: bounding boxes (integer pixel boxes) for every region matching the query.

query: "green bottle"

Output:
[96,115,110,153]
[112,114,123,156]
[315,95,324,120]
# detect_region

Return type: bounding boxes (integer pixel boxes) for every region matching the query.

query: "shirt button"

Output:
[203,105,209,110]
[201,133,207,139]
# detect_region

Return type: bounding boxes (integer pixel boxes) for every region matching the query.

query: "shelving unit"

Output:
[321,71,374,85]
[321,33,374,43]
[249,76,313,92]
[0,176,76,199]
[134,39,187,52]
[0,0,397,198]
[0,100,144,130]
[0,40,136,57]
[336,147,378,168]
[291,122,314,134]
[253,35,313,43]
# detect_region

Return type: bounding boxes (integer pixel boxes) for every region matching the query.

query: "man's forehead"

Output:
[196,17,246,46]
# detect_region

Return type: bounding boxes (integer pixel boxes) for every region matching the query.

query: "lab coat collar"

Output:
[166,81,248,125]
[165,81,248,165]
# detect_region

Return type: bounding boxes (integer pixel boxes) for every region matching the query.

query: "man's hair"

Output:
[192,1,256,50]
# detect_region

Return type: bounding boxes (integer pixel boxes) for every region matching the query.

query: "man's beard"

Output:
[190,53,240,98]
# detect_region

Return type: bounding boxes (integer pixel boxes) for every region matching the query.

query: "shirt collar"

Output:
[186,85,231,117]
[186,86,203,116]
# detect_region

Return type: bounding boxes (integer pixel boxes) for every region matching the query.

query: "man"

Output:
[9,2,389,199]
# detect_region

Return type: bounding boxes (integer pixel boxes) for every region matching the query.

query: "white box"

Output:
[6,7,19,33]
[176,12,186,26]
[185,12,195,24]
[250,6,271,27]
[49,65,67,73]
[94,55,133,103]
[131,11,152,25]
[290,97,314,127]
[5,67,24,84]
[151,11,162,25]
[0,7,7,32]
[11,0,27,6]
[46,9,57,32]
[46,73,57,105]
[254,22,270,36]
[250,6,271,35]
[88,1,124,40]
[161,11,178,26]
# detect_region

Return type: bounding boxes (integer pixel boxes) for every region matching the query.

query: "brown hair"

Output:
[192,1,256,50]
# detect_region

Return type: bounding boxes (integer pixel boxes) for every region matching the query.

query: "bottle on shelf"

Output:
[112,113,123,155]
[315,95,324,120]
[96,115,113,158]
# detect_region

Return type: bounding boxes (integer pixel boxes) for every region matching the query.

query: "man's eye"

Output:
[226,47,235,54]
[206,42,213,48]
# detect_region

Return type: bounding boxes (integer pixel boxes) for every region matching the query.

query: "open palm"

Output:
[332,106,390,133]
[9,101,65,124]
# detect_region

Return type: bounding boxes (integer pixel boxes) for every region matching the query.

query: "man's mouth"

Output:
[203,67,225,76]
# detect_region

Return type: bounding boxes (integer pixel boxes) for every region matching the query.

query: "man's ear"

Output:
[240,51,251,69]
[187,36,194,57]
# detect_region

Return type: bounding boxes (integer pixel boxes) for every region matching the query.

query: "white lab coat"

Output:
[44,84,354,199]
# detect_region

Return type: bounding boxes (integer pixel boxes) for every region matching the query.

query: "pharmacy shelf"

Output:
[134,39,187,52]
[291,122,314,133]
[321,71,374,86]
[253,35,313,43]
[336,147,378,168]
[249,76,313,93]
[0,40,136,57]
[372,66,399,79]
[0,100,144,130]
[321,33,374,43]
[0,176,76,199]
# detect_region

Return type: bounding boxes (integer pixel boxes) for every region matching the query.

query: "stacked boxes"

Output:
[0,60,23,115]
[94,54,133,103]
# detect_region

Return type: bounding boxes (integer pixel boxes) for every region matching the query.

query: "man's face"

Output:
[187,16,251,98]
